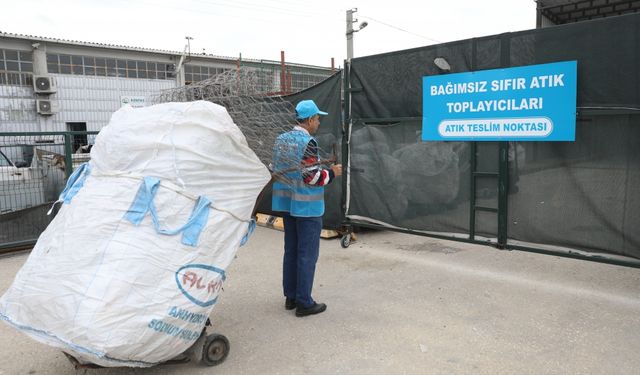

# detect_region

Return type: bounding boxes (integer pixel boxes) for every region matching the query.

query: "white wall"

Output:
[0,85,37,132]
[50,75,175,132]
[0,75,175,132]
[0,76,175,133]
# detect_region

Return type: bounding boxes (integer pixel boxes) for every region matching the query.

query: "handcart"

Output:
[63,319,230,369]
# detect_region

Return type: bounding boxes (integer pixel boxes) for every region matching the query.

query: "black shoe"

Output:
[295,302,327,317]
[285,298,296,310]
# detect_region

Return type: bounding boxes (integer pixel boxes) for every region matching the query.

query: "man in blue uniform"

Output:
[272,100,342,317]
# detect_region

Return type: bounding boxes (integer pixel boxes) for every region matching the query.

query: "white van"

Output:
[0,149,46,214]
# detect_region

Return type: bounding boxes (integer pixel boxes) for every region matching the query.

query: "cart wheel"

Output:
[201,334,230,366]
[340,234,351,248]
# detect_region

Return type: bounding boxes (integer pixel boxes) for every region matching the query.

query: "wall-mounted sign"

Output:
[422,61,577,141]
[120,96,146,108]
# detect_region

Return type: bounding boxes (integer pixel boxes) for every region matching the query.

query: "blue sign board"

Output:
[422,61,577,141]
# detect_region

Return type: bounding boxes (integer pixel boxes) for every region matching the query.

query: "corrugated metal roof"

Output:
[0,31,331,70]
[536,0,640,25]
[1,31,209,56]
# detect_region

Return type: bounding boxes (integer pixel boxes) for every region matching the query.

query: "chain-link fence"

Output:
[239,60,334,96]
[182,60,334,93]
[0,131,98,250]
[151,67,341,187]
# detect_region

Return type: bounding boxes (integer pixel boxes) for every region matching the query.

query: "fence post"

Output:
[64,133,73,178]
[498,142,509,248]
[469,38,477,241]
[469,142,477,240]
[341,61,351,219]
[496,33,511,249]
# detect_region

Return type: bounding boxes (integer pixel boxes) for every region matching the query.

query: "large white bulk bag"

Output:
[0,101,271,367]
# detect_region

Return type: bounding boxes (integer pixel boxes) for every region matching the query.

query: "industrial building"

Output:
[0,31,334,139]
[0,32,334,245]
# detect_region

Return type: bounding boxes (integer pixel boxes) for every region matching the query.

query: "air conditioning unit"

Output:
[33,76,57,94]
[36,99,58,115]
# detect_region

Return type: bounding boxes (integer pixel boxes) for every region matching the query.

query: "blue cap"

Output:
[295,100,328,120]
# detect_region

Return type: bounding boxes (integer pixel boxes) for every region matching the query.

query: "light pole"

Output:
[175,36,193,86]
[346,8,368,61]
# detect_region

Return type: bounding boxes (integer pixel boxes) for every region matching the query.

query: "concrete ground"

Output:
[0,227,639,375]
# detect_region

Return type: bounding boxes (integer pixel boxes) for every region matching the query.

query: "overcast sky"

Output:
[3,0,537,67]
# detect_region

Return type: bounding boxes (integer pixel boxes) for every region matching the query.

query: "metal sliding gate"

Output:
[0,131,98,251]
[340,15,640,267]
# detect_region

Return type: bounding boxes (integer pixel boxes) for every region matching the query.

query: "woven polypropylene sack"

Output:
[0,101,271,367]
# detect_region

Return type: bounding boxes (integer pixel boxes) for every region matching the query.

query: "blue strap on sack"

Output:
[240,218,256,247]
[59,163,92,204]
[124,177,211,247]
[48,163,92,215]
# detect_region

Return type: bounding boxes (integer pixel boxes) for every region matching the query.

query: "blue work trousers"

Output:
[282,214,322,308]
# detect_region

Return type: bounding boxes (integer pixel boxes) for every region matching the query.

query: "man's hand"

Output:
[331,164,343,177]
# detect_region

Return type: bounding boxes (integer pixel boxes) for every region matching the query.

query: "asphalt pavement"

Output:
[1,226,639,375]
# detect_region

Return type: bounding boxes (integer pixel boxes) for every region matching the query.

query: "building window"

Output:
[71,55,83,75]
[184,64,231,84]
[44,53,174,80]
[0,49,34,86]
[84,56,95,76]
[19,51,33,72]
[83,56,95,76]
[138,61,147,78]
[47,54,59,73]
[116,59,126,78]
[126,60,137,78]
[58,54,71,74]
[106,58,117,77]
[289,70,330,93]
[94,57,106,76]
